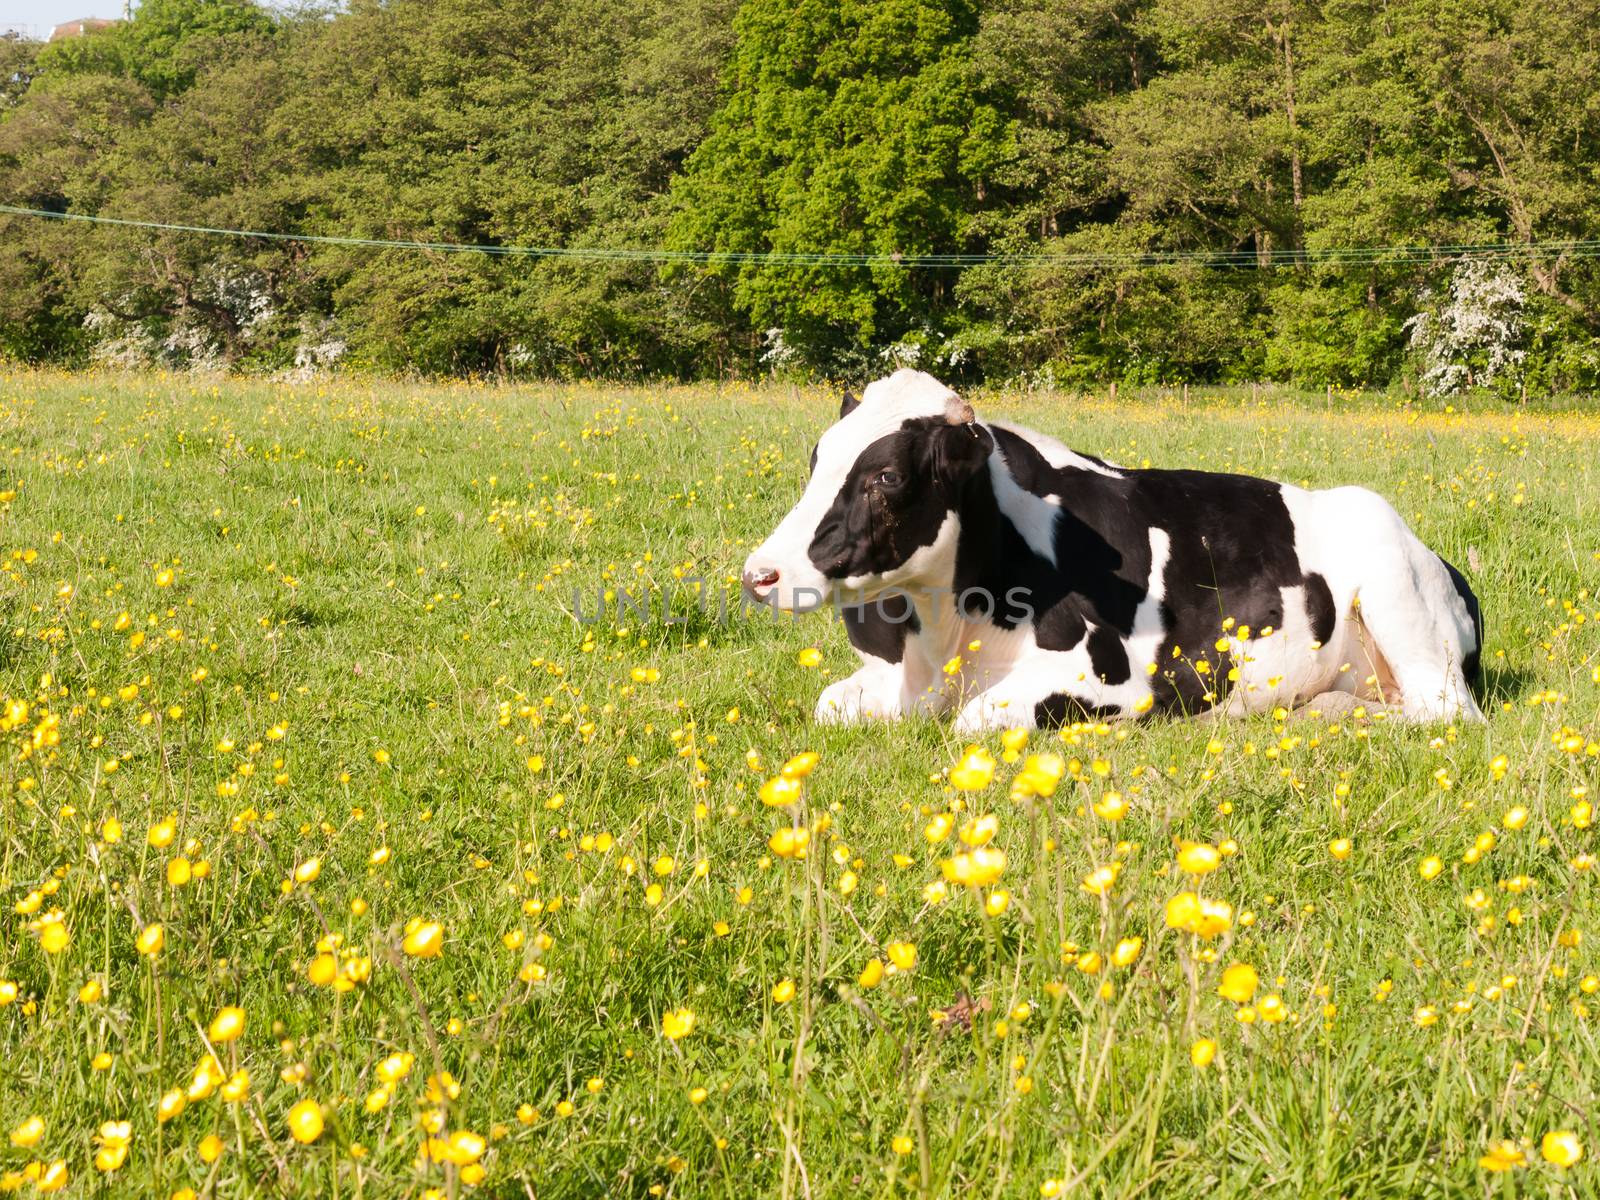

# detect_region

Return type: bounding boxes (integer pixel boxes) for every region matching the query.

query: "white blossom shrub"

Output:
[1404,260,1527,397]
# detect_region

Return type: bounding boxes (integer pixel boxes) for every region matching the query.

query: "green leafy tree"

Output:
[671,0,1009,374]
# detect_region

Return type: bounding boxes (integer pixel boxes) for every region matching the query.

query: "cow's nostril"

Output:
[744,567,780,592]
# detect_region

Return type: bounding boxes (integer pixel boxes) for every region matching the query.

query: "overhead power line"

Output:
[3,203,1598,269]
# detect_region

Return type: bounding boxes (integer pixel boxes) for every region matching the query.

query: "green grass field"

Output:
[1,369,1597,1199]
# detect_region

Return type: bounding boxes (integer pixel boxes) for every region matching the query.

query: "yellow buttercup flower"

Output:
[780,751,820,779]
[759,776,802,807]
[1189,1038,1217,1067]
[886,941,917,971]
[958,813,998,846]
[136,923,165,957]
[858,958,884,989]
[949,746,997,791]
[1176,842,1221,875]
[1477,1140,1526,1172]
[1217,963,1259,1004]
[661,1008,696,1040]
[771,979,796,1004]
[941,846,1007,888]
[768,826,809,858]
[287,1099,324,1144]
[403,919,444,958]
[1079,862,1122,896]
[9,1116,45,1148]
[1541,1130,1583,1167]
[208,1005,246,1043]
[1092,791,1127,821]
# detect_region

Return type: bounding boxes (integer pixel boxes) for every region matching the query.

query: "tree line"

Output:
[1,0,1597,391]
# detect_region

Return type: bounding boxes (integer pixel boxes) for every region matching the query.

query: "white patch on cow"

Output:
[1279,484,1482,721]
[743,369,968,610]
[987,439,1060,565]
[988,419,1122,477]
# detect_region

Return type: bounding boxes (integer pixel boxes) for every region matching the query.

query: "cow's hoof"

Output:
[814,678,898,724]
[954,694,1024,733]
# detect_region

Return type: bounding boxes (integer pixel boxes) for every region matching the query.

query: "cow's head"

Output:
[742,369,993,611]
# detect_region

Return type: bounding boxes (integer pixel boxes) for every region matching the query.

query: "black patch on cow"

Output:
[808,443,818,475]
[955,429,1322,715]
[839,390,860,419]
[1304,572,1336,645]
[840,593,918,665]
[1035,693,1124,727]
[1086,624,1132,684]
[985,427,1150,644]
[807,418,993,582]
[1439,555,1482,684]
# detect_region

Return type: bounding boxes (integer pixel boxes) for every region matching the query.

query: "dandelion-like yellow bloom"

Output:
[1328,838,1352,861]
[93,1120,131,1172]
[1541,1131,1583,1167]
[759,776,802,807]
[136,923,165,957]
[768,826,809,858]
[157,1088,187,1123]
[1092,791,1127,821]
[949,746,997,791]
[797,647,822,668]
[1418,855,1443,880]
[1176,842,1221,875]
[9,1116,45,1149]
[403,919,444,958]
[959,814,998,847]
[771,979,796,1004]
[942,847,1007,889]
[36,913,69,955]
[1477,1140,1526,1172]
[780,751,820,779]
[1217,963,1259,1004]
[1189,1038,1217,1068]
[208,1006,246,1043]
[287,1099,324,1144]
[33,1161,68,1193]
[661,1008,696,1040]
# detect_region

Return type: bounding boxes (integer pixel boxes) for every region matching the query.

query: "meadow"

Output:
[0,369,1597,1200]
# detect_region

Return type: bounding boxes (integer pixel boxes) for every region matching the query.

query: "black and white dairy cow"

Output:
[741,369,1483,730]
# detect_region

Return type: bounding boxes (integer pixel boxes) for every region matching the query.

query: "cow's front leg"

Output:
[954,668,1063,733]
[815,661,905,724]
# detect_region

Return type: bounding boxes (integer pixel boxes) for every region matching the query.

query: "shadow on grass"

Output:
[1477,659,1535,710]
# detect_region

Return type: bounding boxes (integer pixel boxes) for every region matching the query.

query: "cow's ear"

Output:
[930,423,993,490]
[839,390,860,419]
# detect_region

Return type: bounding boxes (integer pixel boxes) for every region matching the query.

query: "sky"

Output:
[1,0,124,38]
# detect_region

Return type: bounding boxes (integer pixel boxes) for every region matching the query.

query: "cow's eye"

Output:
[875,469,902,489]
